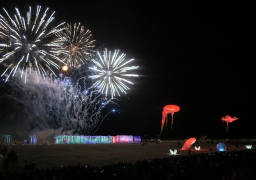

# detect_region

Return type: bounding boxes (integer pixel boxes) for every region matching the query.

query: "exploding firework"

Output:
[52,22,95,67]
[89,48,138,98]
[0,5,65,82]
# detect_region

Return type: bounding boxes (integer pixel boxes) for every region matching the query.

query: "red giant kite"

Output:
[221,115,238,132]
[160,105,180,135]
[181,137,196,150]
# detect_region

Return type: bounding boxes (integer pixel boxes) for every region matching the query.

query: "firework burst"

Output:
[89,48,138,98]
[52,22,95,67]
[0,5,65,82]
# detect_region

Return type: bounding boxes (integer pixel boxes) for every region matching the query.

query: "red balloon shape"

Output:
[160,105,180,136]
[221,115,238,132]
[181,137,196,150]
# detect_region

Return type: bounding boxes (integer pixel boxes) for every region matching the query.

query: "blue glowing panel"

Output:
[133,136,141,142]
[30,135,37,145]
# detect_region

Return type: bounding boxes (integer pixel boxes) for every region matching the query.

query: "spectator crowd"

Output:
[1,146,256,180]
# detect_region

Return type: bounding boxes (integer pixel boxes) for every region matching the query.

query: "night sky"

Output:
[0,0,255,139]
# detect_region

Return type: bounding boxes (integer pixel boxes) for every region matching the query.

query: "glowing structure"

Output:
[195,146,200,150]
[1,134,12,144]
[133,136,141,142]
[160,105,180,135]
[52,23,95,66]
[169,149,177,155]
[181,138,196,150]
[245,145,252,149]
[30,135,37,145]
[112,135,134,143]
[0,5,65,82]
[216,143,227,152]
[221,115,238,132]
[89,48,139,98]
[54,135,140,144]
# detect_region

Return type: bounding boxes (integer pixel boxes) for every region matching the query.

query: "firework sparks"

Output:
[52,22,95,67]
[89,48,138,98]
[0,5,65,82]
[0,74,116,135]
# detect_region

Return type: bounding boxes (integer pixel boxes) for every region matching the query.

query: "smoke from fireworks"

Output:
[0,71,116,135]
[52,22,95,67]
[89,48,139,98]
[0,5,65,82]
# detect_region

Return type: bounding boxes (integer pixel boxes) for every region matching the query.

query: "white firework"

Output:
[0,5,65,82]
[52,22,95,67]
[89,48,138,98]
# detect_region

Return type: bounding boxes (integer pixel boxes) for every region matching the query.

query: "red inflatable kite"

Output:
[221,115,238,132]
[181,138,196,150]
[160,105,180,135]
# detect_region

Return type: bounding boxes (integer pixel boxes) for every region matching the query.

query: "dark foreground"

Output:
[0,141,256,179]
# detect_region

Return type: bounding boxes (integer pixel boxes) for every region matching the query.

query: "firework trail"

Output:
[0,5,65,82]
[52,22,95,67]
[0,71,116,135]
[89,48,139,98]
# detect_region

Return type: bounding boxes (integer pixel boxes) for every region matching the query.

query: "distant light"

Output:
[62,65,68,71]
[112,109,115,112]
[245,145,252,149]
[169,149,177,155]
[195,146,200,150]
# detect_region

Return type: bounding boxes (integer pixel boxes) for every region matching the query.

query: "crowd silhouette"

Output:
[1,146,256,180]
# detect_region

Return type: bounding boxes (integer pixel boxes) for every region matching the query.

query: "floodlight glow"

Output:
[245,145,252,149]
[112,109,115,112]
[169,149,177,155]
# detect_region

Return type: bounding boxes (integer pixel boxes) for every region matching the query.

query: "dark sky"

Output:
[0,0,255,139]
